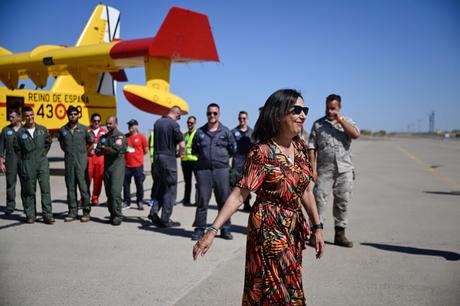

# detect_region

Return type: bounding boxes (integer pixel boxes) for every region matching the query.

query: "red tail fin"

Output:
[149,7,219,62]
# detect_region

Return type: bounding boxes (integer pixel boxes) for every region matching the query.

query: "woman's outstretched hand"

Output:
[314,230,325,259]
[193,231,216,260]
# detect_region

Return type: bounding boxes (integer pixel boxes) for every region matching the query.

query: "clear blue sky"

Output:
[1,0,459,133]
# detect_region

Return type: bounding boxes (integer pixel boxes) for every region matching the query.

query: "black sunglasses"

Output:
[69,112,79,117]
[238,117,247,120]
[291,105,309,116]
[92,119,101,122]
[207,111,218,116]
[187,121,195,124]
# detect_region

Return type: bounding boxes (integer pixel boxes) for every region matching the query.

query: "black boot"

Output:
[334,226,353,248]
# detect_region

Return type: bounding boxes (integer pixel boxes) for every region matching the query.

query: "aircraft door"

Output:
[6,95,24,117]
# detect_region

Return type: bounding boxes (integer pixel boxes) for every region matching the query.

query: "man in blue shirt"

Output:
[148,106,185,228]
[191,103,236,240]
[230,111,254,212]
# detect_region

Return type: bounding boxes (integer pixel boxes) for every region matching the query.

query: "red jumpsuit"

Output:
[87,127,107,205]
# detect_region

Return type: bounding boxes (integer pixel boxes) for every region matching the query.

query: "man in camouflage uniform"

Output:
[0,109,23,215]
[14,106,54,224]
[308,94,360,247]
[96,116,127,226]
[58,106,94,222]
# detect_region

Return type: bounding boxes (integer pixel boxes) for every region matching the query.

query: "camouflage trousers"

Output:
[313,169,353,228]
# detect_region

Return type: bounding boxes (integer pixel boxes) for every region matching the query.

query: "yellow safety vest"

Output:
[182,130,198,161]
[149,130,154,163]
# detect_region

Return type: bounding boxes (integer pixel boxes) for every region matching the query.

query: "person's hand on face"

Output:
[326,100,341,121]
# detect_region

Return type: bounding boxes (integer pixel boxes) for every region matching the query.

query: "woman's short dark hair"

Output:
[253,89,303,143]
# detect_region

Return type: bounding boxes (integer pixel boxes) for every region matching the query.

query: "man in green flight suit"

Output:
[14,106,54,224]
[0,109,23,215]
[96,115,127,225]
[58,106,94,222]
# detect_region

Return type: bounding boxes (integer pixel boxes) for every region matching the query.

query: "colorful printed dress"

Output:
[236,139,313,305]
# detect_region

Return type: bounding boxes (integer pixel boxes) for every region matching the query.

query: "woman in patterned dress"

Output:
[193,89,325,305]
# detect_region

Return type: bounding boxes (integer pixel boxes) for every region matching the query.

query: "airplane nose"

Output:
[123,84,189,115]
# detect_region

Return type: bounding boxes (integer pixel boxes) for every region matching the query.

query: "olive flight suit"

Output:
[58,123,94,217]
[14,125,53,220]
[96,128,126,223]
[0,123,23,213]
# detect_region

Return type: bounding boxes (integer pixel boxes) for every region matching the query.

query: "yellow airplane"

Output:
[0,4,219,131]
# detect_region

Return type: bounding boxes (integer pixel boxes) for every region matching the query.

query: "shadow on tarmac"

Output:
[114,215,249,239]
[48,157,64,163]
[361,242,460,261]
[49,168,66,176]
[0,208,68,230]
[0,210,24,230]
[424,190,460,196]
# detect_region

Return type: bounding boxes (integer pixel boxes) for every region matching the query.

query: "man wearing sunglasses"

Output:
[307,94,360,247]
[58,106,94,222]
[191,103,236,241]
[87,113,107,206]
[230,111,254,212]
[179,116,198,206]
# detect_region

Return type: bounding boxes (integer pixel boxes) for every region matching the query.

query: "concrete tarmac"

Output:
[1,137,459,305]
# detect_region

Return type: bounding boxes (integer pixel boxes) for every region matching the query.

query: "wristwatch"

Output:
[312,223,323,231]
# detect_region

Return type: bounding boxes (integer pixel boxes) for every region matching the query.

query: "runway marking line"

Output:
[398,147,460,189]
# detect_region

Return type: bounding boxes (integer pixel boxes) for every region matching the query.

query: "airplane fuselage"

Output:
[0,87,116,131]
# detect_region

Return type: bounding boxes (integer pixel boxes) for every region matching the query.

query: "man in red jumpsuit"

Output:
[87,113,107,205]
